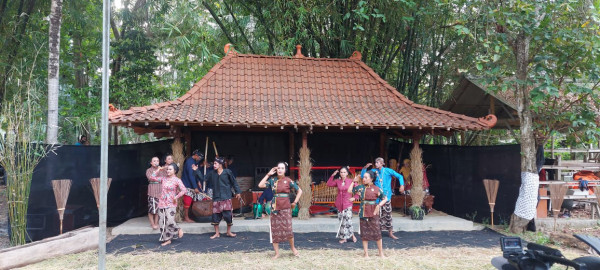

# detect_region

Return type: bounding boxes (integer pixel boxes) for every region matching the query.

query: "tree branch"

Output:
[203,1,236,47]
[224,0,255,54]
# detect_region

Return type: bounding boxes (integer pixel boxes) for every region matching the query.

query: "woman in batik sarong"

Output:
[326,166,357,243]
[258,162,303,259]
[149,164,186,246]
[145,157,161,230]
[348,170,387,257]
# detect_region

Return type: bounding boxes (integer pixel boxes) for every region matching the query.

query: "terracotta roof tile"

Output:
[109,53,496,131]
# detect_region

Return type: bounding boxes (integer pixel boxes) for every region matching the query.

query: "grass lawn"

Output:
[19,247,503,270]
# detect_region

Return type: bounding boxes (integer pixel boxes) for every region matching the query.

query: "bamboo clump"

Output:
[298,146,312,220]
[483,179,500,229]
[0,93,52,246]
[549,183,568,231]
[90,177,113,209]
[51,179,72,234]
[409,145,424,207]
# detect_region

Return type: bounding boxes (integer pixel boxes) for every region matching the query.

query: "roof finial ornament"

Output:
[294,45,304,58]
[224,43,235,55]
[478,114,498,128]
[349,51,362,60]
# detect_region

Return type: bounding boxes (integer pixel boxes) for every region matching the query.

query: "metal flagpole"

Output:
[99,0,110,268]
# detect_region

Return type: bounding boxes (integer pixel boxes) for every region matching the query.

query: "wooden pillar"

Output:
[490,96,495,115]
[184,128,192,157]
[380,131,387,159]
[302,129,308,148]
[108,124,112,145]
[113,125,118,145]
[289,131,295,180]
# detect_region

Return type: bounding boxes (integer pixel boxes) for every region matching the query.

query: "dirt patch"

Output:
[0,185,9,249]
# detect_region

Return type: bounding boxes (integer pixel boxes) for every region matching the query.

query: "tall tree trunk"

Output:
[508,32,538,234]
[46,0,63,144]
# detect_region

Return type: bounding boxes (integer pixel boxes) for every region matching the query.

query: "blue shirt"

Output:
[361,167,404,201]
[181,157,199,190]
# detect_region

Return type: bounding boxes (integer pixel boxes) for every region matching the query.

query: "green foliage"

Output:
[470,0,600,146]
[110,30,163,108]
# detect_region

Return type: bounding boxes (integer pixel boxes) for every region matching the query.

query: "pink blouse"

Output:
[326,175,354,210]
[150,173,186,209]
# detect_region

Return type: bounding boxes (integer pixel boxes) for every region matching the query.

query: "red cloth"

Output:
[183,195,193,208]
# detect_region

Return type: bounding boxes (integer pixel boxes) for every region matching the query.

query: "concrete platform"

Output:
[112,211,481,235]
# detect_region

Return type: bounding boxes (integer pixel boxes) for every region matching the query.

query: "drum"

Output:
[191,199,213,217]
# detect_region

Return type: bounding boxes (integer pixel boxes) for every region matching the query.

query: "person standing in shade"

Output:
[145,156,161,230]
[361,157,404,239]
[149,164,186,246]
[258,162,303,259]
[326,166,357,244]
[208,156,241,239]
[348,171,387,257]
[181,150,204,222]
[399,158,412,191]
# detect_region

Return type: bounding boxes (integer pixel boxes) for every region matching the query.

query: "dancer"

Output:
[181,150,204,222]
[145,157,161,230]
[361,157,404,239]
[149,164,186,246]
[258,162,303,259]
[326,166,357,243]
[207,156,241,239]
[348,171,387,257]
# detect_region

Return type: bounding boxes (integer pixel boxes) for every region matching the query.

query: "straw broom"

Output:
[298,146,312,220]
[90,177,112,209]
[171,138,185,222]
[482,179,500,229]
[549,183,568,231]
[52,179,72,234]
[409,145,424,207]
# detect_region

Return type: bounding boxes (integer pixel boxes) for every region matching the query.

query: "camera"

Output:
[493,236,599,270]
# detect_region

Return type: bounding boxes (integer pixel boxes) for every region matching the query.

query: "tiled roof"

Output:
[109,49,496,131]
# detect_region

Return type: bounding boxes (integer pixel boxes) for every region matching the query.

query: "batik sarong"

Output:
[270,208,293,243]
[337,207,354,240]
[158,207,181,242]
[360,215,382,241]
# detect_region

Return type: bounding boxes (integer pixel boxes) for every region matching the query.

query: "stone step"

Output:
[112,212,478,235]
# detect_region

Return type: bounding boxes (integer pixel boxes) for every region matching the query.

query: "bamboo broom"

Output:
[482,179,500,229]
[51,179,72,234]
[90,177,113,209]
[549,183,568,231]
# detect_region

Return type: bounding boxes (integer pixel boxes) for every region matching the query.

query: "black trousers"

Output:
[211,210,233,226]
